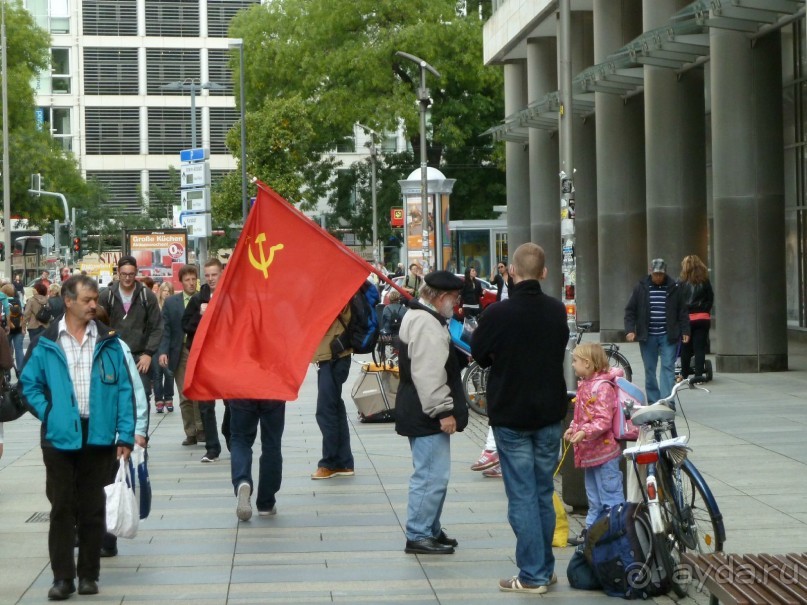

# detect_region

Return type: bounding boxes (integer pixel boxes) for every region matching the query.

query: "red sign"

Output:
[390,207,404,227]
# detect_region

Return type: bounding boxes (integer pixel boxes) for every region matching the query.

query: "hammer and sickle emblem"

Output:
[248,233,284,279]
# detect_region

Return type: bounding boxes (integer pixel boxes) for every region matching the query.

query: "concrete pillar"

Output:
[504,61,530,252]
[594,0,645,341]
[527,38,560,297]
[569,12,598,325]
[644,0,707,273]
[711,29,787,372]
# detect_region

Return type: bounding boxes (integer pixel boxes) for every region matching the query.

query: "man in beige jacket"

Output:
[311,304,354,479]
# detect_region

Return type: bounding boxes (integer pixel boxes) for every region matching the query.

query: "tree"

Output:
[224,0,505,244]
[0,1,95,230]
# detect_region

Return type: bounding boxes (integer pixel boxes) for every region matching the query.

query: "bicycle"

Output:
[462,321,633,416]
[623,376,726,597]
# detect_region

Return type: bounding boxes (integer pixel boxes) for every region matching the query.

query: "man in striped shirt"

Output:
[624,258,690,403]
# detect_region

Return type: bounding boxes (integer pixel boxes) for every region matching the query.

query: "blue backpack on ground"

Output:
[583,502,670,599]
[332,281,381,355]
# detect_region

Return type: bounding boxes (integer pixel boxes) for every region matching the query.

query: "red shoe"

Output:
[482,464,502,478]
[471,450,499,471]
[155,402,165,414]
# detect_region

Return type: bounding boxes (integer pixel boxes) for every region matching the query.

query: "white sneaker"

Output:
[236,483,252,521]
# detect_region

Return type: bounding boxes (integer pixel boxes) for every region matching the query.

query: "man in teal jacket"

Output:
[21,275,136,601]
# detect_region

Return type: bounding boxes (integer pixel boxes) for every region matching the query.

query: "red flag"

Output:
[183,183,372,401]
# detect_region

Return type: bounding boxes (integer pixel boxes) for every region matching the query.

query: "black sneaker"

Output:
[201,452,219,463]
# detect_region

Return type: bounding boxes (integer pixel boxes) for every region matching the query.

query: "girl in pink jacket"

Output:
[564,343,625,530]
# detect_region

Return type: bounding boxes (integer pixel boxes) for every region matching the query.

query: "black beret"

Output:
[424,270,464,291]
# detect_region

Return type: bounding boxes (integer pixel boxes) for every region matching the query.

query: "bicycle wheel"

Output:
[462,362,488,416]
[656,461,724,597]
[605,348,632,382]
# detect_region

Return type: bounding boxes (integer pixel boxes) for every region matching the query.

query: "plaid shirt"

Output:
[57,318,98,418]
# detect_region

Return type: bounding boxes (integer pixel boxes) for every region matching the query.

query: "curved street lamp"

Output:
[395,51,440,272]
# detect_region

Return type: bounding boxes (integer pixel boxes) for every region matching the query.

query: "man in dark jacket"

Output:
[98,256,163,401]
[624,258,690,404]
[183,258,223,463]
[396,270,467,556]
[471,243,568,594]
[158,264,203,445]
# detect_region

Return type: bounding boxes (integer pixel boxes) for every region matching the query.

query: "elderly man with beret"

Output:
[395,270,468,555]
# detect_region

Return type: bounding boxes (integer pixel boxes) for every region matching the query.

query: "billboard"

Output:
[125,230,188,291]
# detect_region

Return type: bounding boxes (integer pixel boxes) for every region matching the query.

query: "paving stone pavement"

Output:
[1,338,806,604]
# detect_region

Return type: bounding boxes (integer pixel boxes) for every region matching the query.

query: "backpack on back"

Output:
[584,502,670,599]
[8,298,22,330]
[386,302,406,335]
[35,300,52,324]
[593,376,645,441]
[331,281,381,355]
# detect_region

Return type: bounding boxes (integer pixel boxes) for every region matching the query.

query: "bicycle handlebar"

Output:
[652,375,710,406]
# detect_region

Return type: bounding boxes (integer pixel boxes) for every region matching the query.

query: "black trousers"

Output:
[43,421,116,582]
[681,319,711,377]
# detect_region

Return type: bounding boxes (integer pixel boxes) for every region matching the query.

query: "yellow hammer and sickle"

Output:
[248,233,284,279]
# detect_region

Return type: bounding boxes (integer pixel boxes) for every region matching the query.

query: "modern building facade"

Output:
[483,0,806,372]
[25,0,257,214]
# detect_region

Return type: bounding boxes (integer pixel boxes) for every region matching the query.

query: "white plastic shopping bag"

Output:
[105,457,139,538]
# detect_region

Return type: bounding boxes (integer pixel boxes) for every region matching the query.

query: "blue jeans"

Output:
[315,356,353,470]
[493,422,562,586]
[406,432,450,541]
[639,333,677,404]
[8,331,23,376]
[584,456,624,527]
[228,399,285,511]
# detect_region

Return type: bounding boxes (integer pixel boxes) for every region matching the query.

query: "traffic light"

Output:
[72,237,81,255]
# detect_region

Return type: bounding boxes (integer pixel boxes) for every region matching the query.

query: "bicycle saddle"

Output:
[630,404,676,426]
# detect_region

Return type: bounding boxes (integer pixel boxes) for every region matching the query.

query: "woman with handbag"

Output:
[23,281,50,352]
[678,255,714,380]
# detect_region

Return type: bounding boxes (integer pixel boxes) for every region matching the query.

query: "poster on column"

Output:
[439,193,453,271]
[125,230,189,291]
[405,195,435,271]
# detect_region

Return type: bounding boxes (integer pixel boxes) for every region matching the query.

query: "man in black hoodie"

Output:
[183,258,223,463]
[471,243,568,595]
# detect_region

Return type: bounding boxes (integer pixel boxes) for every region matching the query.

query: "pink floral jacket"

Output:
[569,368,624,468]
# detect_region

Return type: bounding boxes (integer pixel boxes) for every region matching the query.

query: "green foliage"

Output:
[224,0,505,243]
[0,1,95,228]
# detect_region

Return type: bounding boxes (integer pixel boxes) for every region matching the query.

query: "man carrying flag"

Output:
[183,183,381,403]
[310,306,355,479]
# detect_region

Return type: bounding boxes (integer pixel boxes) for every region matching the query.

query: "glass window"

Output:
[50,0,69,32]
[51,48,71,94]
[452,229,491,276]
[24,0,70,33]
[36,107,73,151]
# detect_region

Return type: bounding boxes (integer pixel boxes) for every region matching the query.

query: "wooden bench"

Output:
[680,552,807,604]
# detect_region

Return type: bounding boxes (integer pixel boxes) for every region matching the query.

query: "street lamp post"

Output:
[161,79,224,266]
[1,0,11,278]
[395,51,440,273]
[356,123,379,264]
[228,39,249,222]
